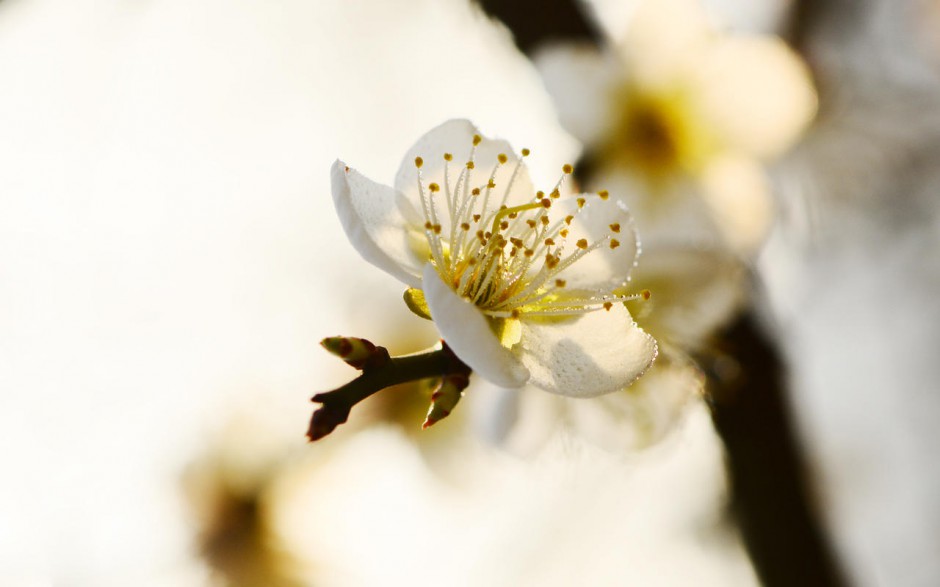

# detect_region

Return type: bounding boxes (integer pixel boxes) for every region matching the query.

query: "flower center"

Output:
[605,87,716,180]
[413,136,649,320]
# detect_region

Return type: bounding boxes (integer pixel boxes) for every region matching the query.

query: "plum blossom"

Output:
[331,119,657,397]
[537,0,817,253]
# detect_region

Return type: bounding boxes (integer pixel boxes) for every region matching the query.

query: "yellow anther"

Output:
[472,188,481,196]
[598,190,609,200]
[576,239,588,249]
[536,190,545,198]
[429,183,440,192]
[609,223,621,233]
[415,157,423,168]
[424,221,433,230]
[559,229,569,238]
[500,221,509,230]
[565,215,574,225]
[526,219,537,229]
[550,190,560,199]
[641,289,651,300]
[460,222,470,231]
[603,302,613,311]
[473,134,482,146]
[473,214,481,222]
[497,153,508,164]
[541,198,552,208]
[466,161,475,170]
[555,279,566,288]
[610,239,621,249]
[510,309,521,319]
[577,197,586,208]
[487,180,496,188]
[433,224,442,234]
[540,216,549,226]
[524,249,534,257]
[544,238,555,246]
[521,148,530,157]
[562,164,573,174]
[444,153,453,161]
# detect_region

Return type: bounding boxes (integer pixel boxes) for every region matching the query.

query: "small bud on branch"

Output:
[423,372,470,429]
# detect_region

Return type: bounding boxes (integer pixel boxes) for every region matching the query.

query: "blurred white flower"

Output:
[331,119,657,397]
[538,0,817,253]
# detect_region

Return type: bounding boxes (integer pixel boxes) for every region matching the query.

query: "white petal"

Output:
[565,350,702,451]
[547,194,641,292]
[517,303,657,397]
[331,160,423,287]
[588,170,724,249]
[535,44,622,147]
[393,119,535,235]
[620,0,713,89]
[699,154,774,253]
[688,36,817,158]
[627,245,745,348]
[471,384,562,456]
[422,263,529,388]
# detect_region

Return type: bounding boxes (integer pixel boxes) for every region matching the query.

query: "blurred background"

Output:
[1,0,938,585]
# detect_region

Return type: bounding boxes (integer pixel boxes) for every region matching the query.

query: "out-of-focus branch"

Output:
[475,0,600,54]
[706,312,848,587]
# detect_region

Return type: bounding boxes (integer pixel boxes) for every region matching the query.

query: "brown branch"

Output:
[707,312,849,587]
[308,343,471,441]
[474,0,600,54]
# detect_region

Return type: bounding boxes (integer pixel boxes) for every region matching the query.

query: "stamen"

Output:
[411,135,641,324]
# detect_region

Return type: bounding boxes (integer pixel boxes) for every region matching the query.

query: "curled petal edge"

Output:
[330,160,422,288]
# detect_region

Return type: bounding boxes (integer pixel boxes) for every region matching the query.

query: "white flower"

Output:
[331,119,657,397]
[537,0,817,253]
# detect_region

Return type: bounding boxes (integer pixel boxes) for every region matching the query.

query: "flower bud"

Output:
[320,336,390,370]
[422,373,470,429]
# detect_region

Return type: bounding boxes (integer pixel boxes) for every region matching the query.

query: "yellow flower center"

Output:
[412,136,648,320]
[603,87,717,182]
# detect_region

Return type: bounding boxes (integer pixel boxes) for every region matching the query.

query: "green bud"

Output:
[422,373,470,429]
[320,336,388,370]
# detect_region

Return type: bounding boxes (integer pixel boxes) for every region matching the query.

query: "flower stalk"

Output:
[308,339,472,441]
